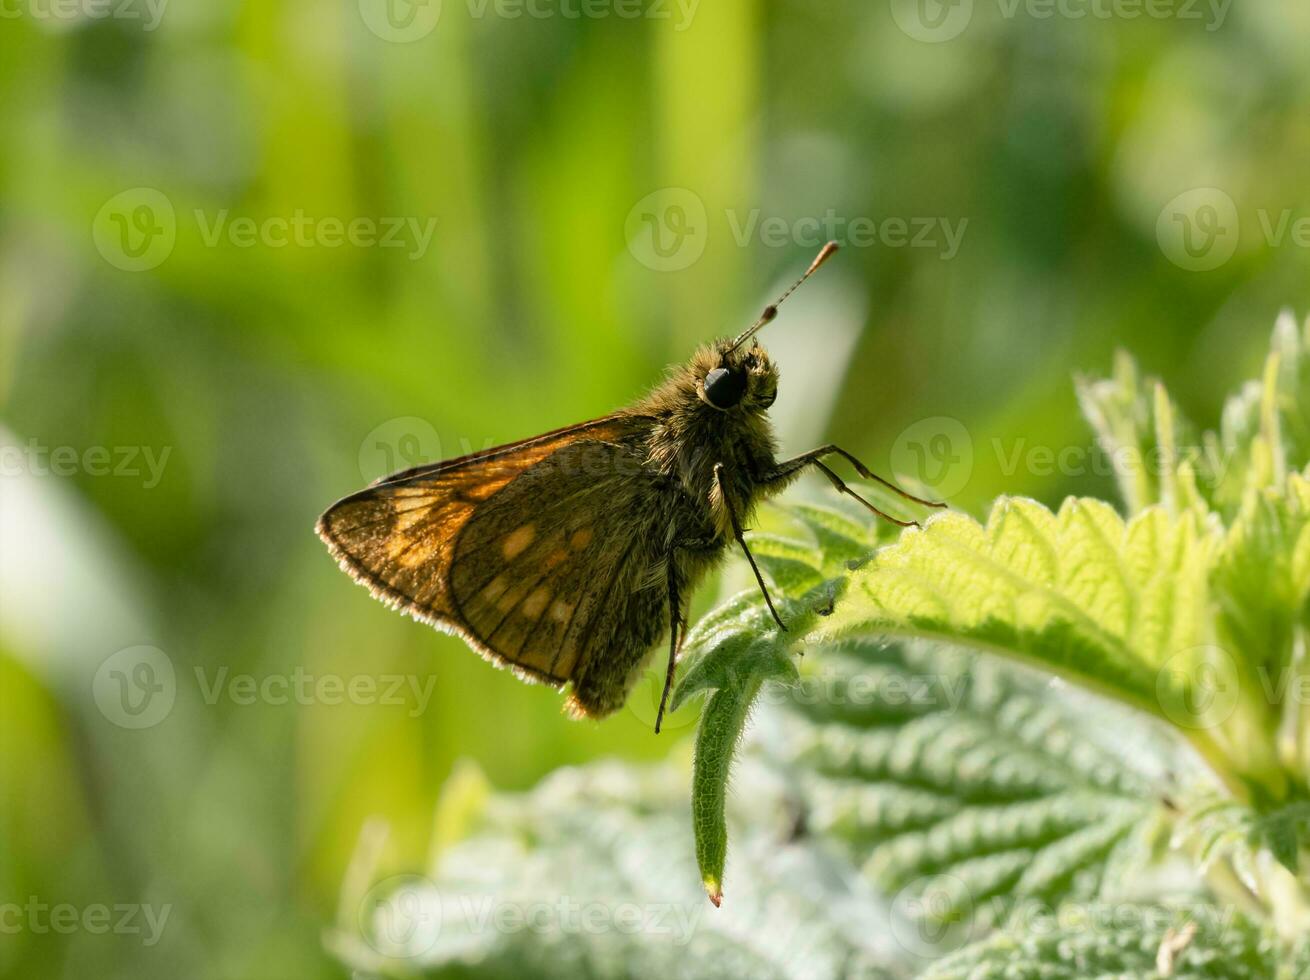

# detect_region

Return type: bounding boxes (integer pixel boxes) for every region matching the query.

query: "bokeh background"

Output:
[3,1,1310,976]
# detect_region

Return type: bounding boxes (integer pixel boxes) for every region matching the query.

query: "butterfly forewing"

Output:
[451,438,656,680]
[316,415,667,713]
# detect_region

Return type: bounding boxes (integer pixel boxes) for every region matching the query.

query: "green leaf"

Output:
[1177,792,1310,879]
[1213,475,1310,685]
[330,758,913,979]
[692,677,763,906]
[1076,312,1310,522]
[1076,349,1191,517]
[918,903,1288,979]
[815,495,1286,797]
[755,641,1166,948]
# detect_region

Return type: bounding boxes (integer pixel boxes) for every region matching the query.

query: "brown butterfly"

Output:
[315,242,942,732]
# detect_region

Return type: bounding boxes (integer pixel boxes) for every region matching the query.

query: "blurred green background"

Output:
[3,0,1310,976]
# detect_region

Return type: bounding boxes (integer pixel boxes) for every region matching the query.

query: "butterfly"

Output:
[315,242,943,732]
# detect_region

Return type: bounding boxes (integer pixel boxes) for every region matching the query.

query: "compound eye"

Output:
[703,366,747,409]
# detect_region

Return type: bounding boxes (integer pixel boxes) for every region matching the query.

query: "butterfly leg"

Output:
[655,555,683,735]
[811,460,918,528]
[765,444,946,510]
[655,533,718,734]
[714,462,787,632]
[760,445,946,527]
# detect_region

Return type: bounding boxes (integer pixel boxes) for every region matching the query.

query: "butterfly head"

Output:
[692,241,838,415]
[696,341,778,413]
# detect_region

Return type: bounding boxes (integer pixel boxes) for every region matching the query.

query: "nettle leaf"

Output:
[1176,791,1310,883]
[750,642,1170,951]
[814,495,1288,797]
[330,759,913,980]
[919,902,1286,980]
[673,484,1294,904]
[330,646,1186,979]
[1076,350,1206,518]
[1077,312,1310,521]
[1213,474,1310,691]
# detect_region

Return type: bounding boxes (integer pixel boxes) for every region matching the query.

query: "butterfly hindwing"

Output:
[316,415,669,714]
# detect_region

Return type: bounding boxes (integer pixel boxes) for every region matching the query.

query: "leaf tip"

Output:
[704,879,723,907]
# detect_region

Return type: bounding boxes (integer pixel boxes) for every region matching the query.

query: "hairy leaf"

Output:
[752,642,1168,950]
[919,902,1288,980]
[1076,312,1310,521]
[815,496,1285,796]
[330,759,912,979]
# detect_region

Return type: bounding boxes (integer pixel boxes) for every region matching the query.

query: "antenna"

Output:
[725,241,839,353]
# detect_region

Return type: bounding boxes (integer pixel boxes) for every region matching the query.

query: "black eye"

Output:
[703,366,747,409]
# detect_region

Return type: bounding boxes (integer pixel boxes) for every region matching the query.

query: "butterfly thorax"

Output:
[633,342,781,542]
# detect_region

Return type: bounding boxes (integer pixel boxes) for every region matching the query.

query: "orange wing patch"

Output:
[315,416,655,692]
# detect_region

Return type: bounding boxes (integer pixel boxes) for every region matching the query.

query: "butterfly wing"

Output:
[316,414,670,717]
